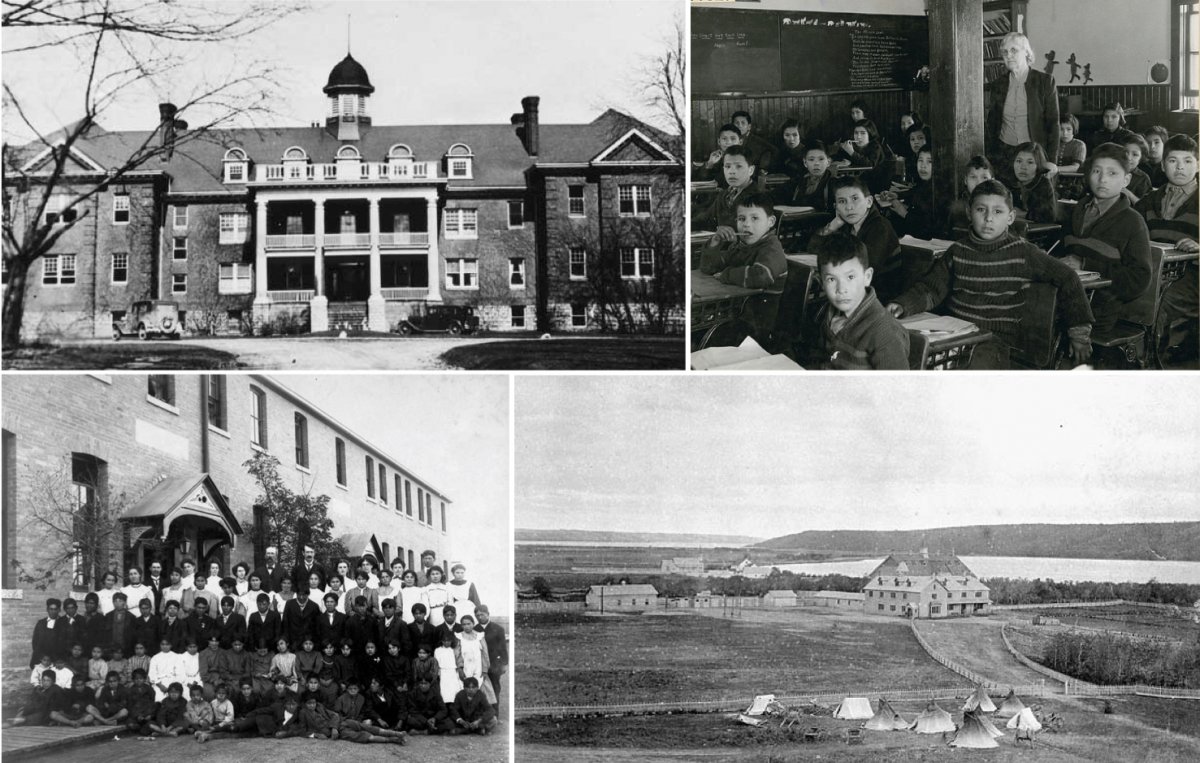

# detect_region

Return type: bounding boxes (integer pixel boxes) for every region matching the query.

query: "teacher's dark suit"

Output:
[252,564,287,594]
[290,561,327,592]
[985,68,1060,160]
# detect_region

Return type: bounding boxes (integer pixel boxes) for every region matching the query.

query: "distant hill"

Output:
[517,528,761,546]
[757,522,1200,562]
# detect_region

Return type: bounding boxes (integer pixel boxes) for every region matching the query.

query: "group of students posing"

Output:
[693,104,1199,369]
[8,546,505,742]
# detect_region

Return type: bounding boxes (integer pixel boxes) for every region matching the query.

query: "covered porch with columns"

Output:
[252,186,443,332]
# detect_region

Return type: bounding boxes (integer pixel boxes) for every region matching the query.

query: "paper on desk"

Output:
[691,336,768,370]
[1073,269,1102,282]
[899,312,978,338]
[718,353,804,370]
[774,205,814,214]
[898,235,957,253]
[785,253,818,267]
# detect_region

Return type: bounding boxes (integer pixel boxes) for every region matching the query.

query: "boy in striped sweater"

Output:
[1135,134,1199,361]
[888,180,1093,369]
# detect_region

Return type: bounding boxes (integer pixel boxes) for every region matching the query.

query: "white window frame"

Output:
[510,305,525,328]
[172,237,187,261]
[444,208,478,240]
[620,247,655,279]
[250,385,267,448]
[509,258,526,289]
[568,185,585,217]
[224,162,246,183]
[569,246,587,280]
[42,254,76,286]
[173,205,188,229]
[619,184,652,216]
[445,258,478,290]
[219,212,249,244]
[218,263,253,294]
[111,253,128,284]
[507,200,525,228]
[571,303,587,328]
[44,194,77,225]
[112,195,130,225]
[171,273,187,294]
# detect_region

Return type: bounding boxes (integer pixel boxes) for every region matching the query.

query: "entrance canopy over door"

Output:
[121,473,243,546]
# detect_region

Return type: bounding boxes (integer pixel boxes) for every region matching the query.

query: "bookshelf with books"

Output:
[983,0,1029,82]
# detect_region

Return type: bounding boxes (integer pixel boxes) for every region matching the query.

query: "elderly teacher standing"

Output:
[985,32,1060,182]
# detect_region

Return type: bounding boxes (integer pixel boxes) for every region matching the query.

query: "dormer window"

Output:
[446,143,473,179]
[223,148,248,183]
[282,146,309,180]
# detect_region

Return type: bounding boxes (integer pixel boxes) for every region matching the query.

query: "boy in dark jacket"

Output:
[818,175,903,302]
[407,676,453,734]
[450,677,497,735]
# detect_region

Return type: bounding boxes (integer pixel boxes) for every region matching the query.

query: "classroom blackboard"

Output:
[693,8,928,95]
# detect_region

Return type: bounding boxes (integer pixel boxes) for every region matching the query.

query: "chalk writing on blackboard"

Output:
[850,29,908,89]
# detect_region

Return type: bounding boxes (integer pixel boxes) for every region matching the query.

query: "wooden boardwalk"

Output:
[1,724,117,759]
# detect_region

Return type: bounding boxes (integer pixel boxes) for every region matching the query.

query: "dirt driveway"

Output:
[181,335,499,369]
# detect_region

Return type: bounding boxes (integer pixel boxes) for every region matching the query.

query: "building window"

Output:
[450,159,469,177]
[111,253,128,284]
[112,195,130,224]
[508,200,524,228]
[445,258,478,289]
[405,479,412,516]
[171,274,187,294]
[569,246,586,280]
[571,303,587,328]
[207,375,226,430]
[417,488,424,522]
[441,501,446,532]
[173,205,188,229]
[225,163,245,182]
[931,604,941,615]
[42,254,76,286]
[509,258,525,288]
[444,208,478,240]
[379,464,388,503]
[294,413,309,468]
[147,375,175,406]
[44,195,77,225]
[218,263,253,294]
[620,247,655,279]
[618,184,652,216]
[366,456,375,499]
[250,385,268,447]
[568,185,585,216]
[394,475,403,512]
[425,492,433,526]
[1179,1,1200,109]
[219,213,249,244]
[510,305,525,328]
[172,237,187,260]
[976,591,983,598]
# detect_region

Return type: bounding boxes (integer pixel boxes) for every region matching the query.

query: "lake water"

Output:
[771,556,1200,584]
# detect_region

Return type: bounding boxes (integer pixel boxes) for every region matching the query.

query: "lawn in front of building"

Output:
[2,343,240,370]
[440,336,684,370]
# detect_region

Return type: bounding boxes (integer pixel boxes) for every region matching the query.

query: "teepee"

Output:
[910,701,957,734]
[1006,706,1043,732]
[962,685,997,713]
[950,710,1000,748]
[864,698,909,731]
[998,688,1026,716]
[833,696,874,720]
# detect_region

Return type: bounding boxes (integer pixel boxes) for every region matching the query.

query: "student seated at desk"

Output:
[1121,134,1153,200]
[693,146,756,231]
[1057,114,1087,200]
[1135,134,1199,361]
[803,232,909,370]
[888,180,1093,370]
[901,125,931,183]
[693,123,742,184]
[1061,144,1152,333]
[1011,141,1059,223]
[1087,103,1136,152]
[697,192,787,342]
[731,110,776,175]
[879,145,938,240]
[771,119,806,176]
[815,175,903,303]
[834,119,894,194]
[1141,126,1170,189]
[772,139,834,212]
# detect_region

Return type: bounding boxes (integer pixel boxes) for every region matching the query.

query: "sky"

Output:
[274,373,511,614]
[516,375,1200,539]
[1,0,682,143]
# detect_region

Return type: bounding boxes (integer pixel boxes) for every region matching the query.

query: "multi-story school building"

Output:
[0,373,452,592]
[862,553,991,619]
[4,53,684,340]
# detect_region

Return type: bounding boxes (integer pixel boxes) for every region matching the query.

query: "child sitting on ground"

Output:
[698,192,788,344]
[816,175,903,303]
[85,670,129,726]
[805,233,909,370]
[450,677,497,736]
[888,180,1094,369]
[6,670,62,727]
[151,683,190,736]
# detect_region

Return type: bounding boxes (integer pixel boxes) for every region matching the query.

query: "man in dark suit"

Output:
[60,598,85,653]
[184,597,217,652]
[247,593,282,650]
[30,598,67,668]
[253,546,287,594]
[102,593,137,658]
[160,600,190,652]
[214,595,248,650]
[375,598,411,656]
[281,587,320,648]
[290,546,327,592]
[475,604,507,712]
[145,559,166,614]
[316,592,347,647]
[131,598,161,656]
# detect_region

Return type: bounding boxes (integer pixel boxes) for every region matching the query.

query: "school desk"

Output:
[774,207,832,252]
[763,173,790,188]
[691,270,762,352]
[690,183,720,213]
[1159,244,1199,291]
[900,312,993,370]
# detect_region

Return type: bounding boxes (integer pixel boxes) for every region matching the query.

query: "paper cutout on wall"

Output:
[1043,50,1059,77]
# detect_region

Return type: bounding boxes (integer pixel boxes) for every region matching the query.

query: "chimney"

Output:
[520,95,539,156]
[158,102,179,161]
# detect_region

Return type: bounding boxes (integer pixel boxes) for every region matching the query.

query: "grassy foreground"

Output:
[441,337,683,370]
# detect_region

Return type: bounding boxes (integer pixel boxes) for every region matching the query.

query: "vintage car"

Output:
[395,305,480,336]
[113,300,184,340]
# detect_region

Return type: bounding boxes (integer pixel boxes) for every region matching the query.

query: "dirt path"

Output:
[183,335,493,369]
[913,618,1055,689]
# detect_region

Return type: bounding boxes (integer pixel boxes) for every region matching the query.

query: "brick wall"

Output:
[439,194,536,329]
[160,199,255,334]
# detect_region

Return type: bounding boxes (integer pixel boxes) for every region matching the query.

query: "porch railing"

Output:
[256,161,439,183]
[264,234,315,250]
[266,290,315,303]
[381,287,428,300]
[378,232,430,247]
[324,233,372,249]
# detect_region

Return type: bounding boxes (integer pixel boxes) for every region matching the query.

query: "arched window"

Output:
[283,146,308,161]
[223,147,249,183]
[445,144,474,179]
[336,145,362,160]
[387,144,413,160]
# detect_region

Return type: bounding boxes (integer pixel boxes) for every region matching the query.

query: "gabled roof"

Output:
[536,109,679,165]
[763,589,797,598]
[588,584,658,596]
[869,554,975,579]
[813,590,865,600]
[591,128,678,165]
[121,473,243,543]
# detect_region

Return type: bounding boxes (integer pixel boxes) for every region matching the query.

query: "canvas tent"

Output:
[1006,707,1043,732]
[962,685,997,712]
[998,688,1026,716]
[833,697,874,720]
[864,698,909,731]
[978,712,1006,738]
[950,710,1000,748]
[910,701,956,734]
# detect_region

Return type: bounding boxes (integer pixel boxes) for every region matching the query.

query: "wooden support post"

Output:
[927,0,985,218]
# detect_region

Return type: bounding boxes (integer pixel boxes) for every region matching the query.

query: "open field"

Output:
[516,610,962,708]
[3,343,240,369]
[1000,604,1200,640]
[516,543,849,580]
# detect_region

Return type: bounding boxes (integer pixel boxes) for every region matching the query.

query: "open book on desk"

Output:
[898,235,957,255]
[691,336,803,371]
[1073,269,1102,283]
[899,312,979,341]
[774,205,814,215]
